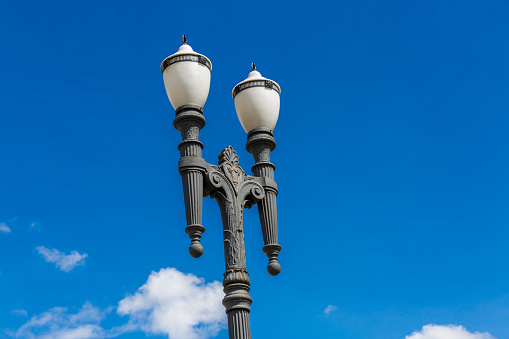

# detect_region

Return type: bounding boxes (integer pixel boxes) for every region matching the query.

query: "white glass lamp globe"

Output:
[232,66,281,133]
[160,38,212,110]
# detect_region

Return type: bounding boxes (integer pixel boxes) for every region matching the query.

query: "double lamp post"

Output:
[160,36,282,339]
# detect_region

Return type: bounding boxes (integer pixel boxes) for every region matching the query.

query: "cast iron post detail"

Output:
[173,104,207,258]
[246,128,281,276]
[173,106,281,339]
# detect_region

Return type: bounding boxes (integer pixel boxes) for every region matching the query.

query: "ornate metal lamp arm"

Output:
[174,107,279,339]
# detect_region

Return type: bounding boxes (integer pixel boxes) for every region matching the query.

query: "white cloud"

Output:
[406,324,496,339]
[29,221,42,232]
[7,268,225,339]
[117,267,226,339]
[11,309,28,317]
[0,222,11,233]
[324,305,338,315]
[14,302,105,339]
[35,246,88,272]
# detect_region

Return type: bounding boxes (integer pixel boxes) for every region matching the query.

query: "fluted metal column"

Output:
[174,104,207,258]
[246,128,282,276]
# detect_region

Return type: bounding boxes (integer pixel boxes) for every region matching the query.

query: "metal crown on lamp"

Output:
[161,37,282,339]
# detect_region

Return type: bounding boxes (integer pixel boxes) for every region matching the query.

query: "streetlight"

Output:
[161,36,282,339]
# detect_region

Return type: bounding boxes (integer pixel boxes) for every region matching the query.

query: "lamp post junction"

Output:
[161,37,282,339]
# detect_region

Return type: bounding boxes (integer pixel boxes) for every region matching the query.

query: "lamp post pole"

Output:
[161,37,282,339]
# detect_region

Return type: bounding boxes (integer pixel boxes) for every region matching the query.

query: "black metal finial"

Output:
[251,62,256,71]
[182,35,187,45]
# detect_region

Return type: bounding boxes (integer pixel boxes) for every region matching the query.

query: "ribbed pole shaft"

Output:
[228,309,251,339]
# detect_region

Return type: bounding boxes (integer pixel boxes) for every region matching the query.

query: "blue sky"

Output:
[1,1,508,338]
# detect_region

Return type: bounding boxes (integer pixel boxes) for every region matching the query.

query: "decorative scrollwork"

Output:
[219,146,245,194]
[186,125,200,140]
[241,181,265,209]
[223,269,250,286]
[219,146,239,166]
[250,186,264,200]
[206,171,222,189]
[202,146,268,272]
[260,147,271,162]
[198,56,208,66]
[224,229,240,267]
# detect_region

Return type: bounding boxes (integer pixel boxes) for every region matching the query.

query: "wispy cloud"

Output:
[35,246,88,272]
[406,324,496,339]
[28,221,42,232]
[13,302,105,339]
[0,222,12,233]
[10,309,28,317]
[7,268,225,339]
[324,305,338,315]
[117,267,226,339]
